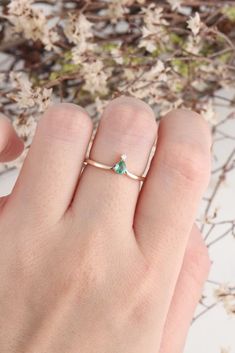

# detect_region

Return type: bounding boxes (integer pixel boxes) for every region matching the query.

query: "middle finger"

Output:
[72,96,157,231]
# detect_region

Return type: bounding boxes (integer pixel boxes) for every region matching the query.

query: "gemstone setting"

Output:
[113,155,127,175]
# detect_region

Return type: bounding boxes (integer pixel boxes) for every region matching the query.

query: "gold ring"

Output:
[84,154,145,182]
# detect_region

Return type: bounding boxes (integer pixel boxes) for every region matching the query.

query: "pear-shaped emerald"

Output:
[113,159,127,175]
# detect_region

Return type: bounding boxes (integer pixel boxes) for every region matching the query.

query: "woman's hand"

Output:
[0,97,211,353]
[0,114,24,162]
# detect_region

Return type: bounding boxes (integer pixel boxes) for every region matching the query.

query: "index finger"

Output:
[0,114,24,162]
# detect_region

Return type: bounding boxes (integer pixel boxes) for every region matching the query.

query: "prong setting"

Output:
[84,154,145,181]
[113,155,127,175]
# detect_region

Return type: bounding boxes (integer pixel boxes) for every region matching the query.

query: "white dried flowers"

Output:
[6,0,59,51]
[187,12,202,36]
[8,72,52,112]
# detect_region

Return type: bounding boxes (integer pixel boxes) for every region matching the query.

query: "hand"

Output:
[0,97,211,353]
[0,114,24,163]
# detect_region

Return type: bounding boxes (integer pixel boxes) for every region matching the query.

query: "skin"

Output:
[0,96,211,353]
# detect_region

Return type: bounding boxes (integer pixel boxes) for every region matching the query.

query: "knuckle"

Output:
[40,103,92,142]
[161,139,211,184]
[159,108,212,184]
[102,96,156,143]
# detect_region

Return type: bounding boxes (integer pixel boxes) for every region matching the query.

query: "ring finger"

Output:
[71,96,157,232]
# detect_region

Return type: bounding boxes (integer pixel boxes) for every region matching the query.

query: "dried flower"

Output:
[187,12,202,36]
[64,13,93,45]
[167,0,182,11]
[201,100,218,125]
[215,284,235,316]
[107,0,130,21]
[142,5,168,29]
[185,34,202,54]
[95,97,108,115]
[127,60,169,104]
[6,0,59,51]
[8,72,52,112]
[63,13,95,63]
[138,5,169,52]
[13,115,37,143]
[110,45,124,65]
[82,60,109,95]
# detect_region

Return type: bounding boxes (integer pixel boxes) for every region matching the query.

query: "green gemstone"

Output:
[113,159,127,175]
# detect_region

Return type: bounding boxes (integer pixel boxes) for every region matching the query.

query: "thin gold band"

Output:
[84,158,145,182]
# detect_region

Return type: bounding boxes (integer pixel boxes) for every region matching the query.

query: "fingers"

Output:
[0,114,24,162]
[72,96,157,231]
[159,225,211,353]
[9,104,93,223]
[135,109,211,304]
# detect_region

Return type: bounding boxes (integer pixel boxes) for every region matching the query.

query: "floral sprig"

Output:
[0,0,234,170]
